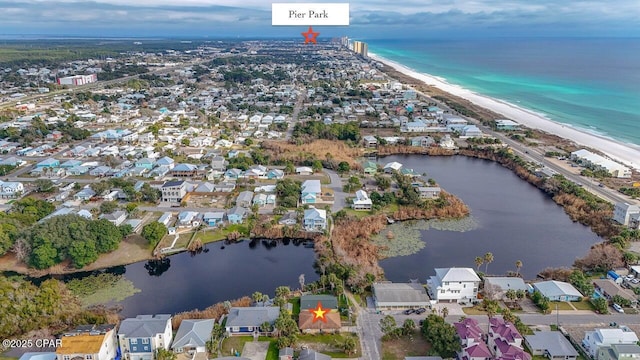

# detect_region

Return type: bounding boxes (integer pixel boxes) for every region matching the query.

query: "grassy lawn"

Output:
[289,297,301,316]
[381,330,430,360]
[573,300,596,311]
[553,302,575,311]
[462,306,488,315]
[197,224,250,244]
[344,208,373,219]
[297,333,360,358]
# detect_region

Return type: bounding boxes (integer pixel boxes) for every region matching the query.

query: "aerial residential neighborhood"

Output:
[1,36,640,360]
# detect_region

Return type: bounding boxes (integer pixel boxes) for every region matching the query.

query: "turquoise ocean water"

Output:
[366,38,640,145]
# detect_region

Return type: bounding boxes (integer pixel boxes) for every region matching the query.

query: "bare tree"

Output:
[299,273,305,292]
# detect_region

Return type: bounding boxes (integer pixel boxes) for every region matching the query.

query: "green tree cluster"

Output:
[21,215,124,269]
[0,198,55,256]
[276,179,302,208]
[291,121,360,143]
[568,269,595,296]
[530,290,551,313]
[142,221,168,248]
[421,314,461,357]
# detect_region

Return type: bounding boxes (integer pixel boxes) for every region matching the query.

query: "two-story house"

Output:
[598,344,640,360]
[488,317,530,360]
[583,326,640,360]
[161,180,187,204]
[304,207,327,231]
[454,318,492,360]
[301,180,321,205]
[427,267,481,303]
[613,202,640,227]
[352,190,372,211]
[56,325,118,360]
[0,180,24,198]
[117,314,173,360]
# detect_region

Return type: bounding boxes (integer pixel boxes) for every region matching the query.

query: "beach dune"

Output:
[370,53,640,171]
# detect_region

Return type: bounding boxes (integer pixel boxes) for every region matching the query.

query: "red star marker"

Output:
[309,301,328,323]
[301,26,320,44]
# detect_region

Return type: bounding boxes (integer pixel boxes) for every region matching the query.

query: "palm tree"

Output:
[474,256,484,271]
[484,252,494,274]
[515,260,523,277]
[441,306,449,319]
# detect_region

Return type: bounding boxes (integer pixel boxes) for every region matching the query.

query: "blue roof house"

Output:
[36,158,60,168]
[135,158,155,170]
[226,207,247,224]
[301,180,321,205]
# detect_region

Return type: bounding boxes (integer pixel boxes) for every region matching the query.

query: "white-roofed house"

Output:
[301,179,321,205]
[304,207,327,231]
[583,326,639,359]
[532,280,583,302]
[427,267,481,303]
[352,189,372,211]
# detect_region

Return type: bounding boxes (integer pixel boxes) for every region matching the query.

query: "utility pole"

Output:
[556,303,559,330]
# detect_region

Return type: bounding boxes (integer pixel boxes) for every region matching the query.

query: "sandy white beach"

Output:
[370,53,640,171]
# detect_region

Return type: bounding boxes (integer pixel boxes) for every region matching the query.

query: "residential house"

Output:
[410,136,435,147]
[56,325,118,360]
[533,281,583,302]
[214,182,236,193]
[225,307,280,335]
[210,155,227,171]
[454,318,492,360]
[252,193,268,207]
[383,161,402,173]
[362,135,378,148]
[598,344,640,360]
[171,319,215,354]
[267,169,285,180]
[99,211,127,226]
[296,166,313,175]
[278,212,298,226]
[224,168,243,180]
[61,160,83,169]
[0,156,24,167]
[593,279,637,306]
[416,186,441,199]
[170,163,199,178]
[0,180,24,198]
[135,158,155,170]
[304,207,327,231]
[226,207,247,224]
[161,180,187,203]
[525,331,578,360]
[89,166,112,177]
[298,349,331,360]
[300,294,338,312]
[194,182,215,193]
[298,311,341,333]
[583,326,640,360]
[236,191,254,208]
[352,189,373,211]
[495,119,521,131]
[487,317,530,360]
[427,267,481,303]
[117,314,173,360]
[362,160,377,175]
[461,125,483,137]
[75,187,96,201]
[440,134,456,149]
[483,277,528,300]
[36,158,60,168]
[155,156,175,169]
[372,282,431,310]
[301,180,322,204]
[203,211,225,227]
[177,211,200,227]
[158,213,173,227]
[279,348,294,360]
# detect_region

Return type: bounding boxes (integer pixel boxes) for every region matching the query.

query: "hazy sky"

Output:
[1,0,639,38]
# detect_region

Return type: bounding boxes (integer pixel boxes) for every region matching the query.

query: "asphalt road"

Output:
[323,169,346,213]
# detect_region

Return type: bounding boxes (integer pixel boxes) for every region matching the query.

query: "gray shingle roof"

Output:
[525,331,578,357]
[225,307,280,328]
[117,314,171,337]
[171,319,214,349]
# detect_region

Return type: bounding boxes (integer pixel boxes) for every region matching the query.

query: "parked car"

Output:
[613,303,625,313]
[403,308,415,315]
[632,278,640,284]
[415,307,427,314]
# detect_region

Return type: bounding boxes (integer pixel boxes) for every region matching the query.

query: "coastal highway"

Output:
[482,126,634,205]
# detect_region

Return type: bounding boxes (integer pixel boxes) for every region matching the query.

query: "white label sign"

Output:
[272,3,350,26]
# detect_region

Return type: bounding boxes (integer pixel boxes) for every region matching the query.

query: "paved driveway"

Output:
[323,169,346,213]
